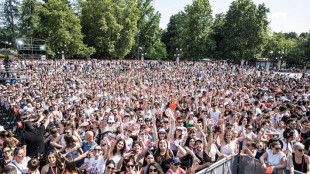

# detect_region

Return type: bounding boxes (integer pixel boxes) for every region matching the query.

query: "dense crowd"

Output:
[0,59,310,174]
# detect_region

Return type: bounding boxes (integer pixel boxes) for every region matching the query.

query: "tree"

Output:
[35,0,94,58]
[162,12,186,60]
[2,0,20,46]
[130,0,166,59]
[181,0,215,60]
[19,0,40,37]
[220,0,269,61]
[81,0,138,58]
[211,13,226,59]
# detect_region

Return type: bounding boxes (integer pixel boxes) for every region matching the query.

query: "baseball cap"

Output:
[170,157,181,164]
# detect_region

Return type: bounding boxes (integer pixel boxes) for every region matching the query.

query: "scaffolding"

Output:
[0,37,47,84]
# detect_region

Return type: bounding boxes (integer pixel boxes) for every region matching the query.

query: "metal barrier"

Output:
[196,155,305,174]
[196,155,238,174]
[238,156,305,174]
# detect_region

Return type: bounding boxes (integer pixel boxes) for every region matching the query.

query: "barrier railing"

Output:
[196,155,305,174]
[196,155,238,174]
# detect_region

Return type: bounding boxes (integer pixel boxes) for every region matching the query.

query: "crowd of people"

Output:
[0,59,310,174]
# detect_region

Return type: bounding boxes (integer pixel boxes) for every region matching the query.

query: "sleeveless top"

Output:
[166,168,182,174]
[47,166,62,174]
[292,153,308,173]
[143,166,148,174]
[220,143,235,155]
[60,134,66,146]
[195,151,212,165]
[255,151,264,160]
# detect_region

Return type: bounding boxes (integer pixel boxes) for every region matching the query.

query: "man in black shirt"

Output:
[21,114,50,158]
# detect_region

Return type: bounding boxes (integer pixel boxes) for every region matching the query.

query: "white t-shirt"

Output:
[210,110,220,122]
[125,138,133,152]
[8,157,39,174]
[88,157,106,174]
[266,149,285,166]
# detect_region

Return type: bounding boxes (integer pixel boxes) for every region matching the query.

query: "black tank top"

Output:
[195,151,212,165]
[47,166,62,174]
[292,153,307,173]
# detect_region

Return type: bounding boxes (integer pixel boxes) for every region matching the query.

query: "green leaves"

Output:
[35,0,94,58]
[220,0,269,61]
[81,0,138,58]
[163,0,214,60]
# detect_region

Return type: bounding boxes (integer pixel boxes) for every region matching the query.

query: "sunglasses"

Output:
[274,147,281,151]
[3,150,11,153]
[298,149,304,152]
[64,132,71,134]
[164,121,169,123]
[149,169,158,172]
[107,166,114,170]
[94,149,101,151]
[247,128,253,130]
[173,163,181,166]
[126,164,135,168]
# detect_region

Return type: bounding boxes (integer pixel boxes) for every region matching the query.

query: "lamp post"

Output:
[61,44,67,60]
[5,41,12,48]
[137,31,140,60]
[174,48,182,65]
[141,53,146,61]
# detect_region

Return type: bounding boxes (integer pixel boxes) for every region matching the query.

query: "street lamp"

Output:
[141,53,146,61]
[5,41,12,48]
[174,48,182,64]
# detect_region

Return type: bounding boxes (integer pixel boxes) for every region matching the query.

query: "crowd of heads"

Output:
[0,59,310,174]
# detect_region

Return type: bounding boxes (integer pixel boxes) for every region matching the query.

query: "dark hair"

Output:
[3,139,15,149]
[285,119,293,125]
[13,147,24,156]
[106,160,115,167]
[184,137,195,147]
[64,134,75,147]
[283,128,294,139]
[64,158,77,173]
[3,165,17,174]
[238,116,248,126]
[154,140,172,162]
[25,121,34,131]
[112,139,126,156]
[0,131,14,139]
[142,151,154,167]
[279,106,287,112]
[27,158,40,171]
[46,152,64,171]
[146,162,164,174]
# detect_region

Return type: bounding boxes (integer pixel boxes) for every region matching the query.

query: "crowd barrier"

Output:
[197,155,305,174]
[196,155,238,174]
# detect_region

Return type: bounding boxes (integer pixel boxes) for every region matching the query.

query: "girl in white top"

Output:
[219,130,237,156]
[108,137,126,171]
[260,141,287,170]
[8,148,33,174]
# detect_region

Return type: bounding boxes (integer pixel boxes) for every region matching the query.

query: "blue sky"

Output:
[154,0,310,34]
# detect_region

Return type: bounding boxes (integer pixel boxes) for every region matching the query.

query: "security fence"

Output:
[197,155,305,174]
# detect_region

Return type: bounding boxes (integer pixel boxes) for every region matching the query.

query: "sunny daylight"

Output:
[0,0,309,174]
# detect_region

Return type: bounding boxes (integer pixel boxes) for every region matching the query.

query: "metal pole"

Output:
[137,32,140,60]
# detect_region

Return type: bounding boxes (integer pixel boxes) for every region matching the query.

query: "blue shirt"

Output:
[81,141,97,153]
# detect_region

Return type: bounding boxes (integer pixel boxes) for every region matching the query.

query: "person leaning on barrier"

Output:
[259,141,286,171]
[288,143,310,174]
